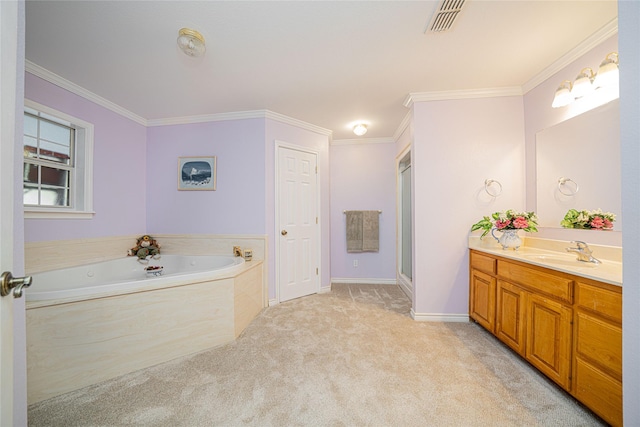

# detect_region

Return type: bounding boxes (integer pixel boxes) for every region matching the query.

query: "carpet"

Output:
[28,284,604,426]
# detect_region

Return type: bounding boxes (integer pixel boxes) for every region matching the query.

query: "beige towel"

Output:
[346,210,379,253]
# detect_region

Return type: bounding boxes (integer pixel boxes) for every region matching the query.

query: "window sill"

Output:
[24,209,95,219]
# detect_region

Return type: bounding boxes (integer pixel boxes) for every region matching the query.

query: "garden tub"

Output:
[26,254,264,404]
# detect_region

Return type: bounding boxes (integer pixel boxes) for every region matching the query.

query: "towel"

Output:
[346,210,379,253]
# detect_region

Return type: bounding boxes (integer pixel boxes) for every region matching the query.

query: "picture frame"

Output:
[178,156,217,191]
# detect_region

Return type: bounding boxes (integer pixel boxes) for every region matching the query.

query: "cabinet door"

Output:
[470,269,496,332]
[496,280,526,356]
[526,294,572,390]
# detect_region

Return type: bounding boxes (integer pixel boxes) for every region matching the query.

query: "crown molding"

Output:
[522,18,618,94]
[393,110,412,142]
[404,86,523,107]
[25,61,147,126]
[147,110,267,127]
[331,137,395,146]
[264,110,333,136]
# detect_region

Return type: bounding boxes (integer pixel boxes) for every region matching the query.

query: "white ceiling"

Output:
[25,1,617,140]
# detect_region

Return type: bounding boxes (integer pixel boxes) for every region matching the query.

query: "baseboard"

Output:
[410,310,470,323]
[330,278,397,285]
[318,285,332,294]
[268,298,278,307]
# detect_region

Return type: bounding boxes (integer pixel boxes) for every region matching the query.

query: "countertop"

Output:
[469,236,622,287]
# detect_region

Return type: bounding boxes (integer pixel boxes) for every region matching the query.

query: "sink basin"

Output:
[521,253,598,268]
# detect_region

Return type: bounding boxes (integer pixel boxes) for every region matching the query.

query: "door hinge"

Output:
[316,217,318,224]
[315,165,318,174]
[316,268,318,275]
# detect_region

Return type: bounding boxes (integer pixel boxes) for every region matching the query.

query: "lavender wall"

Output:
[329,142,397,281]
[24,73,147,242]
[265,119,331,299]
[619,2,640,422]
[146,119,265,235]
[412,96,526,317]
[523,35,620,246]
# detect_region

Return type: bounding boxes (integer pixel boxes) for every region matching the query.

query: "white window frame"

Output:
[24,99,94,219]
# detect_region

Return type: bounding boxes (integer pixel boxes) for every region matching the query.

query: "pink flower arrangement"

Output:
[471,210,538,238]
[560,209,615,230]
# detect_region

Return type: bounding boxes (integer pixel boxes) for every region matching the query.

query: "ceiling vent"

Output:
[425,0,467,33]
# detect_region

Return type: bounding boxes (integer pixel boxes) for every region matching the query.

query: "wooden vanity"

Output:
[469,249,622,426]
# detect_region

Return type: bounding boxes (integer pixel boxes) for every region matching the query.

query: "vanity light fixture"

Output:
[571,68,595,99]
[551,80,574,108]
[551,52,619,108]
[177,28,206,57]
[593,52,619,89]
[353,123,368,136]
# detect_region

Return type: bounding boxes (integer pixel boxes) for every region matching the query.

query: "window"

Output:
[23,100,94,218]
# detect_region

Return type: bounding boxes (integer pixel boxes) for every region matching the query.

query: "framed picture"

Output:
[178,156,217,191]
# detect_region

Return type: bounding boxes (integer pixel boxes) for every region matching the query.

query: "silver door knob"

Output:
[1,271,32,298]
[281,230,288,236]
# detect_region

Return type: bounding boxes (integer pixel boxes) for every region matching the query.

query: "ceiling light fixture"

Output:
[353,123,368,136]
[551,52,620,108]
[177,28,206,57]
[593,52,619,89]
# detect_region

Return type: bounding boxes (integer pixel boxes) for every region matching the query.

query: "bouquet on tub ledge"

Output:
[471,210,538,250]
[561,209,615,230]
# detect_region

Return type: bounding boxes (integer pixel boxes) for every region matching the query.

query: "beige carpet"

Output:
[28,284,604,426]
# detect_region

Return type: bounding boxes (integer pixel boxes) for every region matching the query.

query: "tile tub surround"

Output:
[25,234,267,274]
[26,261,263,404]
[469,235,622,286]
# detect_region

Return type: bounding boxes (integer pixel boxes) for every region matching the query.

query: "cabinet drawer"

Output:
[576,282,622,324]
[575,311,622,379]
[497,260,572,303]
[470,251,496,274]
[574,358,622,427]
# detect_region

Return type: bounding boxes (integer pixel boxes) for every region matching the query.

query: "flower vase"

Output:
[491,228,521,250]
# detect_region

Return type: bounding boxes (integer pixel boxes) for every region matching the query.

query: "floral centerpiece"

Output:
[471,210,539,238]
[560,209,615,230]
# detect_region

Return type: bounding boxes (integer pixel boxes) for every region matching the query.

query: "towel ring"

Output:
[558,177,579,196]
[484,179,502,197]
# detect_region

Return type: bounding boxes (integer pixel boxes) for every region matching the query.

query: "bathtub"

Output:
[26,254,264,404]
[27,254,245,302]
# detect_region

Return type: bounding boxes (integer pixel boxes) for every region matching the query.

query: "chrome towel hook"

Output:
[558,177,579,196]
[484,179,502,197]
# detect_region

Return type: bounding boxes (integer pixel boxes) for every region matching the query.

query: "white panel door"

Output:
[277,146,318,302]
[1,1,18,423]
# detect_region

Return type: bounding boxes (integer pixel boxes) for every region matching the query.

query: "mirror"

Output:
[535,100,621,229]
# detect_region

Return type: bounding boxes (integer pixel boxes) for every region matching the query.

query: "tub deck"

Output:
[26,260,264,405]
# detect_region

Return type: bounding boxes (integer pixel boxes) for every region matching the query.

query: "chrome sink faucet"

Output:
[566,241,601,264]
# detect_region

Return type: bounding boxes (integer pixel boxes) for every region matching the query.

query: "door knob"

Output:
[1,271,32,298]
[281,230,288,236]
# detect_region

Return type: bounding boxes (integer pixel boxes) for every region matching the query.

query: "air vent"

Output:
[426,0,467,33]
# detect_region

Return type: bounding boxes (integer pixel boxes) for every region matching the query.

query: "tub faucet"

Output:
[233,246,243,257]
[566,241,601,264]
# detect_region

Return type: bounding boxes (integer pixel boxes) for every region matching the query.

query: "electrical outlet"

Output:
[353,260,358,267]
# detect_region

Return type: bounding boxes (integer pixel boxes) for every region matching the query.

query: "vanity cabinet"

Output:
[469,250,622,426]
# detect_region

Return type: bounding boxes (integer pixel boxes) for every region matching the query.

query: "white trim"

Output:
[330,278,397,285]
[25,61,147,126]
[268,298,278,307]
[410,311,470,322]
[522,18,618,94]
[318,285,331,294]
[393,110,412,142]
[404,87,523,107]
[147,110,266,127]
[331,137,395,146]
[24,210,94,219]
[265,111,332,136]
[274,141,322,304]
